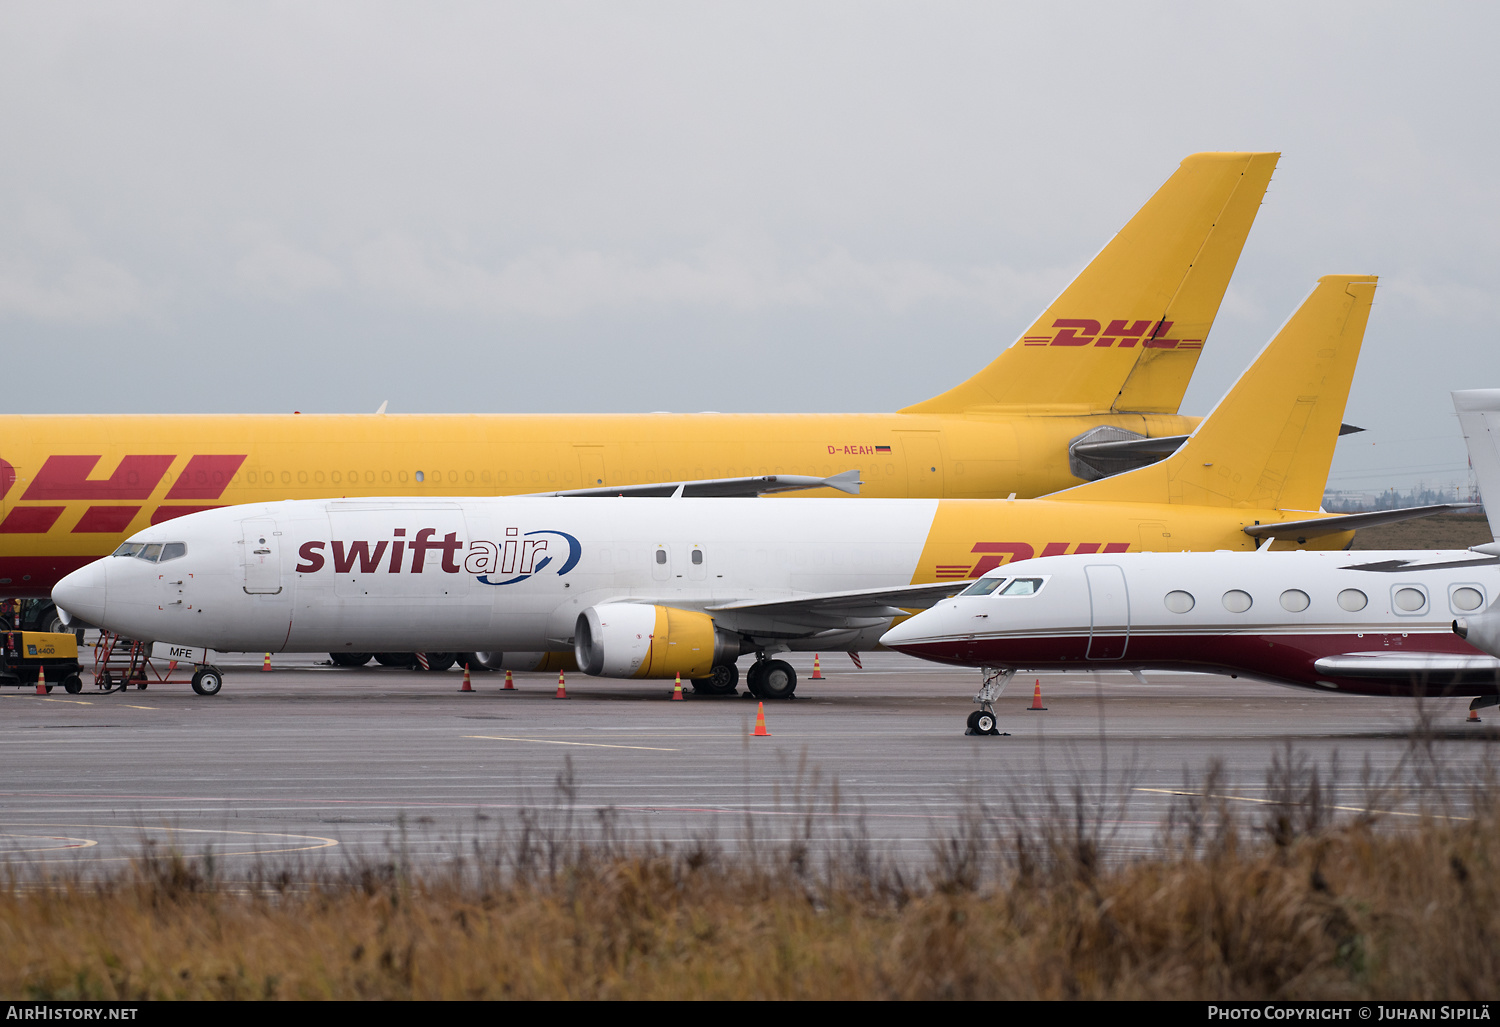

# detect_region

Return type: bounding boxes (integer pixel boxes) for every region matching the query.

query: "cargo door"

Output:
[241,518,283,595]
[1084,564,1129,660]
[575,446,607,489]
[894,432,946,498]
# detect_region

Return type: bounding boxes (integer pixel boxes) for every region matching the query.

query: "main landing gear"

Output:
[692,662,740,696]
[746,657,797,700]
[967,667,1013,736]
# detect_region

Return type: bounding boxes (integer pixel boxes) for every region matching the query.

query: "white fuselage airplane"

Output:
[881,387,1500,734]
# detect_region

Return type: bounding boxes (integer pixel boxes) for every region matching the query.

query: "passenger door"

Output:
[241,518,282,595]
[1084,564,1129,660]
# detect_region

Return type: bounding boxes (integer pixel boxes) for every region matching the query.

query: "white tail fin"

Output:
[1454,390,1500,542]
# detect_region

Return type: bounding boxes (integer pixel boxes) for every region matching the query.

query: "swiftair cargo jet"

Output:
[56,276,1447,699]
[9,153,1277,632]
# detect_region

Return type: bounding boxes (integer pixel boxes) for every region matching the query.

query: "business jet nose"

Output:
[880,612,934,649]
[53,560,108,628]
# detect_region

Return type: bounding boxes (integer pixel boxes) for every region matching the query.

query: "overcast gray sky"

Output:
[2,2,1494,494]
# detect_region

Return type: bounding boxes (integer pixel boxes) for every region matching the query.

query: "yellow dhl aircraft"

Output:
[1,152,1278,608]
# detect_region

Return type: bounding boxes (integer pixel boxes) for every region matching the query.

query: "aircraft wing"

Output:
[1313,653,1500,686]
[1242,503,1479,541]
[523,469,862,499]
[706,580,976,618]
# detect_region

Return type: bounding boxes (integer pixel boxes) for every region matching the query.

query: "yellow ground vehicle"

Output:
[1,630,83,693]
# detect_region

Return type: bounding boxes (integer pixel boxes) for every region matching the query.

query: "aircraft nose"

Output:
[881,611,935,648]
[53,560,108,628]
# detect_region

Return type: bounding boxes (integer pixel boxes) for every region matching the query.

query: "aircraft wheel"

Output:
[965,710,982,734]
[975,711,998,735]
[374,653,416,668]
[757,659,797,700]
[62,674,83,695]
[692,662,739,696]
[422,652,458,672]
[191,667,224,696]
[330,652,373,667]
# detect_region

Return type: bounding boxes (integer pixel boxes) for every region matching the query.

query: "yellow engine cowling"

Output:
[574,603,736,679]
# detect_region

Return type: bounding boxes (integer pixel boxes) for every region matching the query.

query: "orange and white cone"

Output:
[459,664,473,692]
[671,672,683,700]
[555,670,569,699]
[1027,679,1047,711]
[1469,707,1482,723]
[262,652,272,672]
[811,654,823,679]
[35,665,46,695]
[503,669,515,691]
[753,701,770,737]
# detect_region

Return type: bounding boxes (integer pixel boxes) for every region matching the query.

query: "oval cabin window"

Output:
[1452,587,1484,612]
[1279,589,1310,613]
[1163,590,1195,614]
[1222,590,1253,613]
[1394,587,1426,612]
[1337,589,1367,612]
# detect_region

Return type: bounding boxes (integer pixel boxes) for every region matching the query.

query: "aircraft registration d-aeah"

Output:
[55,275,1437,699]
[7,152,1279,620]
[881,390,1500,736]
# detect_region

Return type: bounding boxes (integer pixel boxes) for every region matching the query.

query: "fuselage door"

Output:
[241,518,283,594]
[1084,564,1129,660]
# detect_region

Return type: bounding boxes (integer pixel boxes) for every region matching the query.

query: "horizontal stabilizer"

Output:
[707,580,975,618]
[1242,503,1478,540]
[527,470,863,499]
[1075,422,1363,465]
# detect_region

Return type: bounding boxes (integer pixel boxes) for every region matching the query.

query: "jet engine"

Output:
[1455,601,1500,660]
[574,603,739,679]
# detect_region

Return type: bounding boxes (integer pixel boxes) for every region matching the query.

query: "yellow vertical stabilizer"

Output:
[1054,275,1377,512]
[901,151,1278,416]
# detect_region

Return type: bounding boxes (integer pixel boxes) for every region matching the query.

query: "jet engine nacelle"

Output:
[474,651,578,673]
[1455,601,1500,660]
[574,603,738,679]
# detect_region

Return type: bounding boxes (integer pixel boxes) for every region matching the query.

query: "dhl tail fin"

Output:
[1454,389,1500,542]
[901,152,1278,416]
[1054,275,1377,511]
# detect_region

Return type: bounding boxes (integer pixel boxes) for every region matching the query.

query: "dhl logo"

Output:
[935,541,1131,579]
[1021,319,1202,350]
[0,454,245,534]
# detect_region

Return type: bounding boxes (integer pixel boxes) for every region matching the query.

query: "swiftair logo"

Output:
[294,527,583,588]
[1020,319,1202,350]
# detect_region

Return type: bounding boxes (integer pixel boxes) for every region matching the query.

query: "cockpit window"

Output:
[961,577,1008,597]
[113,541,185,562]
[159,542,187,562]
[141,543,163,562]
[113,542,146,558]
[999,577,1045,596]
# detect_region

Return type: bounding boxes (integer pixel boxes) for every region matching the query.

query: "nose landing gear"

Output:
[967,667,1013,736]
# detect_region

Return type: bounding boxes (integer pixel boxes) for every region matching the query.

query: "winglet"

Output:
[1454,389,1500,541]
[820,469,864,496]
[901,152,1279,415]
[1054,275,1376,511]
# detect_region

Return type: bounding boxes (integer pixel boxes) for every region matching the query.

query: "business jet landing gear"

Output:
[746,658,797,700]
[191,666,224,696]
[967,667,1013,736]
[692,662,740,696]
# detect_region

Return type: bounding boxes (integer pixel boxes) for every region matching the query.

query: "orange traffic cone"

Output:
[1026,679,1047,711]
[555,670,569,700]
[753,701,770,736]
[671,672,684,700]
[459,664,473,692]
[811,654,823,679]
[262,652,272,672]
[503,669,515,691]
[1469,707,1482,723]
[34,665,46,695]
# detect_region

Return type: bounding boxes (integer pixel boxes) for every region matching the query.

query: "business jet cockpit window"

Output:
[998,577,1045,596]
[961,577,1008,597]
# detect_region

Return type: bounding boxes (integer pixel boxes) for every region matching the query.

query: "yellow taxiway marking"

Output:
[464,734,678,752]
[122,705,158,710]
[0,832,99,852]
[15,826,339,862]
[35,698,93,705]
[1135,787,1468,822]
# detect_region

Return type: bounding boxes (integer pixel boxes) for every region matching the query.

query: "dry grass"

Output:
[3,753,1499,1000]
[1350,512,1492,551]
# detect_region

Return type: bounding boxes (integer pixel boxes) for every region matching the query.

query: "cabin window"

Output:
[1222,590,1253,613]
[1164,590,1195,614]
[158,543,187,562]
[1279,589,1310,613]
[691,549,703,565]
[999,577,1044,596]
[656,550,668,565]
[1337,589,1368,612]
[1393,587,1427,613]
[961,577,1008,597]
[1452,586,1485,613]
